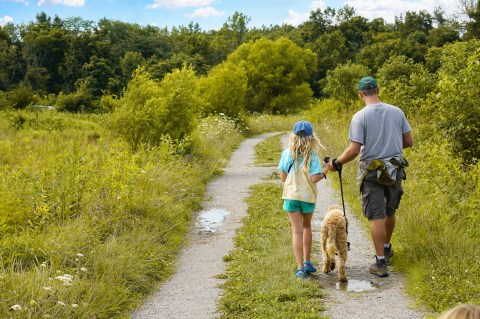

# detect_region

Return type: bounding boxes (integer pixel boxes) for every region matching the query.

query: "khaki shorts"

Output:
[360,169,404,220]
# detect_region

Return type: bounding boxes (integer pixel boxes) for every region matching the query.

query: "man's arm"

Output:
[403,131,413,149]
[329,141,362,171]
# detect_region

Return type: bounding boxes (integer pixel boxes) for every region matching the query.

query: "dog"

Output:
[321,205,348,282]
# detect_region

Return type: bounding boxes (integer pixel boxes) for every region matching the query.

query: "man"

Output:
[328,76,414,277]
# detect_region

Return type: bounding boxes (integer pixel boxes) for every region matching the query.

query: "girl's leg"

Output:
[288,211,304,269]
[302,212,314,263]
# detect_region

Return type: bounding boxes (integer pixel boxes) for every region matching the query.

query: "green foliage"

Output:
[220,183,327,319]
[55,84,96,113]
[191,114,244,164]
[323,62,370,110]
[228,37,316,114]
[111,66,198,151]
[376,55,436,112]
[2,84,39,109]
[434,39,480,163]
[197,61,247,119]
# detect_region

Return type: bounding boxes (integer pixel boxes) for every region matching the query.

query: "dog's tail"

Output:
[326,238,336,259]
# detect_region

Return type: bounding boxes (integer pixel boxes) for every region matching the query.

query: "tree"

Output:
[227,37,316,114]
[376,55,436,112]
[197,61,247,119]
[323,62,370,110]
[112,66,198,151]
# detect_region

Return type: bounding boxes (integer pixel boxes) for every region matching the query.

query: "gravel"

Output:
[131,133,430,319]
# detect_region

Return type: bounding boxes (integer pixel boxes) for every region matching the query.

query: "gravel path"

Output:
[132,133,428,319]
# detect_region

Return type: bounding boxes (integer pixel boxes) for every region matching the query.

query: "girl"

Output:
[278,120,329,279]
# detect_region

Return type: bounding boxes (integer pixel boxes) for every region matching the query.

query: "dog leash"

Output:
[331,158,351,250]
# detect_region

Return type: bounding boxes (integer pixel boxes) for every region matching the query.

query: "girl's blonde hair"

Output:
[438,304,480,319]
[289,132,324,173]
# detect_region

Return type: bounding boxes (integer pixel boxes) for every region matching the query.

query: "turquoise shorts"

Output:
[283,200,315,213]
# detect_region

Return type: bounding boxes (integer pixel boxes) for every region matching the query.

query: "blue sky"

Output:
[0,0,461,30]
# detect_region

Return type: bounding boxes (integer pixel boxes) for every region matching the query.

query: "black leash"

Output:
[331,158,351,250]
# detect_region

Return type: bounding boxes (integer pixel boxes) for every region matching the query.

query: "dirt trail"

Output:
[132,133,428,319]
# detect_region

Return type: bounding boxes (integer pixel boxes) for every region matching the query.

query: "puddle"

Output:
[196,208,230,233]
[336,279,378,292]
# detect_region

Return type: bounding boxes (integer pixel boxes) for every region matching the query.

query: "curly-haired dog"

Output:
[321,205,348,282]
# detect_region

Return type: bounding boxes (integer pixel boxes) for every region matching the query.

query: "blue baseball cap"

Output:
[293,121,313,137]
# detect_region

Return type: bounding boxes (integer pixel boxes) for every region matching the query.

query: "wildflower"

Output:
[57,301,66,307]
[80,267,88,272]
[10,304,22,311]
[71,304,79,308]
[55,274,74,286]
[76,253,84,258]
[140,170,147,174]
[40,262,47,268]
[43,286,52,291]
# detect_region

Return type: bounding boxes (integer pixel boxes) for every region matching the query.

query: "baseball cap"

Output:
[293,121,313,137]
[358,76,378,91]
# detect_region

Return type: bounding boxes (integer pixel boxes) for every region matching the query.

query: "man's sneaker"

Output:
[369,256,388,277]
[384,244,394,263]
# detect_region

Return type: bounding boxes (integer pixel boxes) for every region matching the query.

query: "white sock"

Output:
[384,243,391,249]
[377,256,386,260]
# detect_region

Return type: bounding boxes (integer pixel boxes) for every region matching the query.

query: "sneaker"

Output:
[384,244,394,263]
[295,267,307,279]
[369,256,388,277]
[303,261,317,273]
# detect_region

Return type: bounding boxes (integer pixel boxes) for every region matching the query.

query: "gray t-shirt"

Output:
[349,102,411,162]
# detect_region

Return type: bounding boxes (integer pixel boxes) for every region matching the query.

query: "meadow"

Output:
[0,106,478,318]
[0,110,243,318]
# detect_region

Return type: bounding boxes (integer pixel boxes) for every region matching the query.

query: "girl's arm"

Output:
[280,170,288,182]
[310,159,330,183]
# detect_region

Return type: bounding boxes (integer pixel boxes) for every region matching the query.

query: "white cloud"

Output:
[147,0,215,9]
[309,0,326,10]
[284,9,310,26]
[186,6,224,18]
[0,15,14,26]
[37,0,84,7]
[346,0,459,22]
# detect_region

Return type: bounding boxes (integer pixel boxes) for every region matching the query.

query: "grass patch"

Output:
[254,133,284,166]
[219,183,327,319]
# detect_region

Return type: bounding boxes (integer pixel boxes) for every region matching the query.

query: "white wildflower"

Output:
[9,304,22,311]
[55,274,74,286]
[40,262,47,268]
[57,301,66,307]
[140,170,147,174]
[76,253,84,257]
[80,267,88,272]
[43,286,52,291]
[71,304,79,308]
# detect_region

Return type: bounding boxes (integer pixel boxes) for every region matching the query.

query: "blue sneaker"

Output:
[295,267,306,279]
[303,261,317,273]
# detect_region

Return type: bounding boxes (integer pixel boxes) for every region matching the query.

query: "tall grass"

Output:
[0,110,243,318]
[307,100,480,313]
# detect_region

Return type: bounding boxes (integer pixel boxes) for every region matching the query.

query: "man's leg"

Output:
[385,214,395,244]
[371,218,386,257]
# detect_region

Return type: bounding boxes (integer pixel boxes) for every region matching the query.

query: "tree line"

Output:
[1,3,479,162]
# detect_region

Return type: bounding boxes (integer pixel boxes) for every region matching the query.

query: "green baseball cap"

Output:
[358,76,378,91]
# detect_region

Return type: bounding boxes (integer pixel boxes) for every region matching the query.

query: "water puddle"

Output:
[336,279,379,292]
[196,208,230,233]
